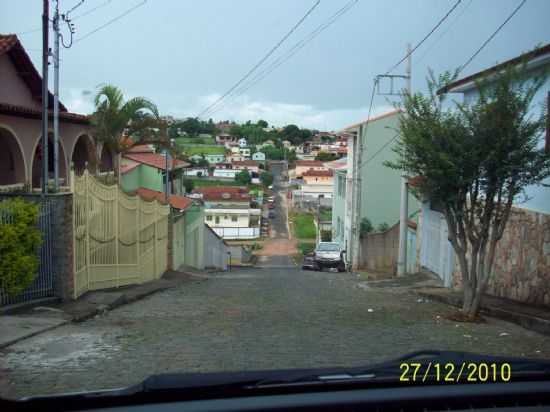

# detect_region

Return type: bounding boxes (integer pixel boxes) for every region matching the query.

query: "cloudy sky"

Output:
[2,0,549,130]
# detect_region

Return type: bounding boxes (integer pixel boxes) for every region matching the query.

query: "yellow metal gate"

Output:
[73,170,169,298]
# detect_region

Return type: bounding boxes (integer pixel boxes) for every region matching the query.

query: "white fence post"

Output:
[115,184,120,288]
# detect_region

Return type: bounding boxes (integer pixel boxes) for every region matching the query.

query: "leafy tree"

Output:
[257,119,268,128]
[180,117,202,135]
[359,218,373,237]
[236,169,252,185]
[91,85,163,177]
[377,222,390,232]
[260,171,274,187]
[0,198,42,297]
[183,179,194,193]
[229,124,244,139]
[387,67,550,319]
[315,151,338,161]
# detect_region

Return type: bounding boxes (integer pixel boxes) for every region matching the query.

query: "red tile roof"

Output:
[302,168,334,177]
[0,102,89,124]
[136,187,193,210]
[120,162,140,174]
[127,144,155,153]
[295,160,325,167]
[123,152,189,170]
[0,34,68,112]
[192,186,251,202]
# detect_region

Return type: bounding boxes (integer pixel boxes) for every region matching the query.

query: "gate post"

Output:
[85,168,91,292]
[115,184,120,288]
[136,195,141,281]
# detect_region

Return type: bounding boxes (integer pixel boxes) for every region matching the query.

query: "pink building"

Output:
[0,34,100,189]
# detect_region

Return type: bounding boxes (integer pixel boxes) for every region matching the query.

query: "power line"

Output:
[416,0,473,65]
[72,0,112,21]
[74,0,147,44]
[197,0,321,119]
[459,0,527,73]
[203,0,358,119]
[384,0,462,75]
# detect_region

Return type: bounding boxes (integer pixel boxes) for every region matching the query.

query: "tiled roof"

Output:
[123,153,189,170]
[0,102,89,124]
[192,186,251,202]
[127,144,155,153]
[120,161,140,174]
[295,160,325,167]
[302,168,334,177]
[0,34,67,111]
[136,187,194,210]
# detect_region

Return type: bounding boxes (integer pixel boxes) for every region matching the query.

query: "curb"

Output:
[0,320,69,349]
[416,291,550,336]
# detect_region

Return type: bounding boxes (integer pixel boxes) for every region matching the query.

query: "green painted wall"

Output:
[359,113,419,227]
[121,166,141,192]
[140,164,164,192]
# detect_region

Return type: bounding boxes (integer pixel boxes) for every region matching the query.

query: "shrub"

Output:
[360,218,373,237]
[0,198,42,296]
[377,222,390,232]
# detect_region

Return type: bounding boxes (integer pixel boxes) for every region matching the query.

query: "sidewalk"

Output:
[0,270,197,349]
[416,287,550,336]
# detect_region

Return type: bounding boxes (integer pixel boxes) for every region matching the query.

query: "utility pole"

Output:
[53,0,60,191]
[41,0,49,194]
[397,43,412,277]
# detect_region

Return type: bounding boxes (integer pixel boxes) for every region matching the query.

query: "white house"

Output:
[184,167,209,177]
[239,147,251,158]
[252,151,266,161]
[205,153,226,164]
[213,168,237,179]
[192,187,261,239]
[238,137,248,148]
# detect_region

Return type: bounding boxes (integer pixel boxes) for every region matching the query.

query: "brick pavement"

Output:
[1,263,549,399]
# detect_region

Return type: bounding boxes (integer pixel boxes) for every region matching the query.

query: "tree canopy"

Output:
[387,67,550,318]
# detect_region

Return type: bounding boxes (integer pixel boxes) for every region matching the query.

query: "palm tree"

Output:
[91,85,166,178]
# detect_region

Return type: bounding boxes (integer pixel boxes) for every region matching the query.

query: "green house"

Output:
[121,145,190,195]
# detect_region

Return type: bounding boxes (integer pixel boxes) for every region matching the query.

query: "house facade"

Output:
[419,43,550,304]
[252,151,266,162]
[205,153,226,164]
[335,110,419,270]
[121,145,189,195]
[232,160,260,174]
[192,186,261,239]
[0,34,96,190]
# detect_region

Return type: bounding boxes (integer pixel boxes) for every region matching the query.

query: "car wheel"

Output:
[337,263,346,272]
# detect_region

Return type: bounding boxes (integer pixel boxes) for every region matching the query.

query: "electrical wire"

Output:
[416,0,473,65]
[458,0,527,73]
[384,0,462,75]
[72,0,112,21]
[197,0,321,119]
[74,0,147,44]
[203,0,359,119]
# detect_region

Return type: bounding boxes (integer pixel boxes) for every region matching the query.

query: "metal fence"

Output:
[0,199,55,306]
[211,227,260,239]
[73,170,170,298]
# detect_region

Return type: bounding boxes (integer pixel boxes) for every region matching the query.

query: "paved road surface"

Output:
[2,162,549,399]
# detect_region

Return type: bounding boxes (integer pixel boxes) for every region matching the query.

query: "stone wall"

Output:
[452,207,550,307]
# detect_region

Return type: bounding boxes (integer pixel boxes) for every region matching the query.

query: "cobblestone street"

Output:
[2,260,550,399]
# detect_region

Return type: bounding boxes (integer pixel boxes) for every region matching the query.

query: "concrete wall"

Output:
[332,170,347,248]
[0,55,42,109]
[203,225,228,270]
[121,165,141,192]
[452,207,550,307]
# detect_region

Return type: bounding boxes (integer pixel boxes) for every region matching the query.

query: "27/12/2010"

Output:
[399,362,512,383]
